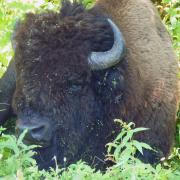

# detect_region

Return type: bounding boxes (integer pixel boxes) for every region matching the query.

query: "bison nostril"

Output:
[16,116,53,146]
[16,123,52,145]
[31,126,45,137]
[16,125,46,142]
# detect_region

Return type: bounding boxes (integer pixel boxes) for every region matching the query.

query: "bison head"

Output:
[12,1,126,169]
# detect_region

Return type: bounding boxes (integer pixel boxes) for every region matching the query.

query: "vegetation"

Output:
[0,0,179,179]
[154,0,180,58]
[0,121,180,179]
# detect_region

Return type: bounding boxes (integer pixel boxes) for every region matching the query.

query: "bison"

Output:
[0,0,179,169]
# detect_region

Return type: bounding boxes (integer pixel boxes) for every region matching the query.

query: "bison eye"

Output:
[68,84,82,93]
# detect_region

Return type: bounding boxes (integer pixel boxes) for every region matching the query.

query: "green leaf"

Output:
[114,130,126,141]
[133,140,144,154]
[131,127,149,133]
[139,142,153,151]
[17,129,28,146]
[121,131,133,147]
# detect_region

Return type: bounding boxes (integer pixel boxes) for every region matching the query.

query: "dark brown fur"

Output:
[13,1,117,169]
[11,0,179,169]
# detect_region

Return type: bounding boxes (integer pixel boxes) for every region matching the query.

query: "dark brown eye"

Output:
[69,84,82,93]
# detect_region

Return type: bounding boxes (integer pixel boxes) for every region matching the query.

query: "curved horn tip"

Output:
[88,18,126,71]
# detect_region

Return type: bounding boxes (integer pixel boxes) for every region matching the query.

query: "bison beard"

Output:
[0,0,178,170]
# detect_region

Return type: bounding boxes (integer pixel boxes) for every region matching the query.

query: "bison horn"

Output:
[88,19,126,70]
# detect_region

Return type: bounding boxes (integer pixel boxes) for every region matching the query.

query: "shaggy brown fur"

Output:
[8,0,179,169]
[95,0,179,156]
[12,1,117,169]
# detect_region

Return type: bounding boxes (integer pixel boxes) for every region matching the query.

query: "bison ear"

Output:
[11,20,21,50]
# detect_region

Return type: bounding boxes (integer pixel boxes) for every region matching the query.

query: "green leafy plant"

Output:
[0,128,39,178]
[155,0,180,58]
[105,120,180,180]
[0,121,180,179]
[106,120,152,164]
